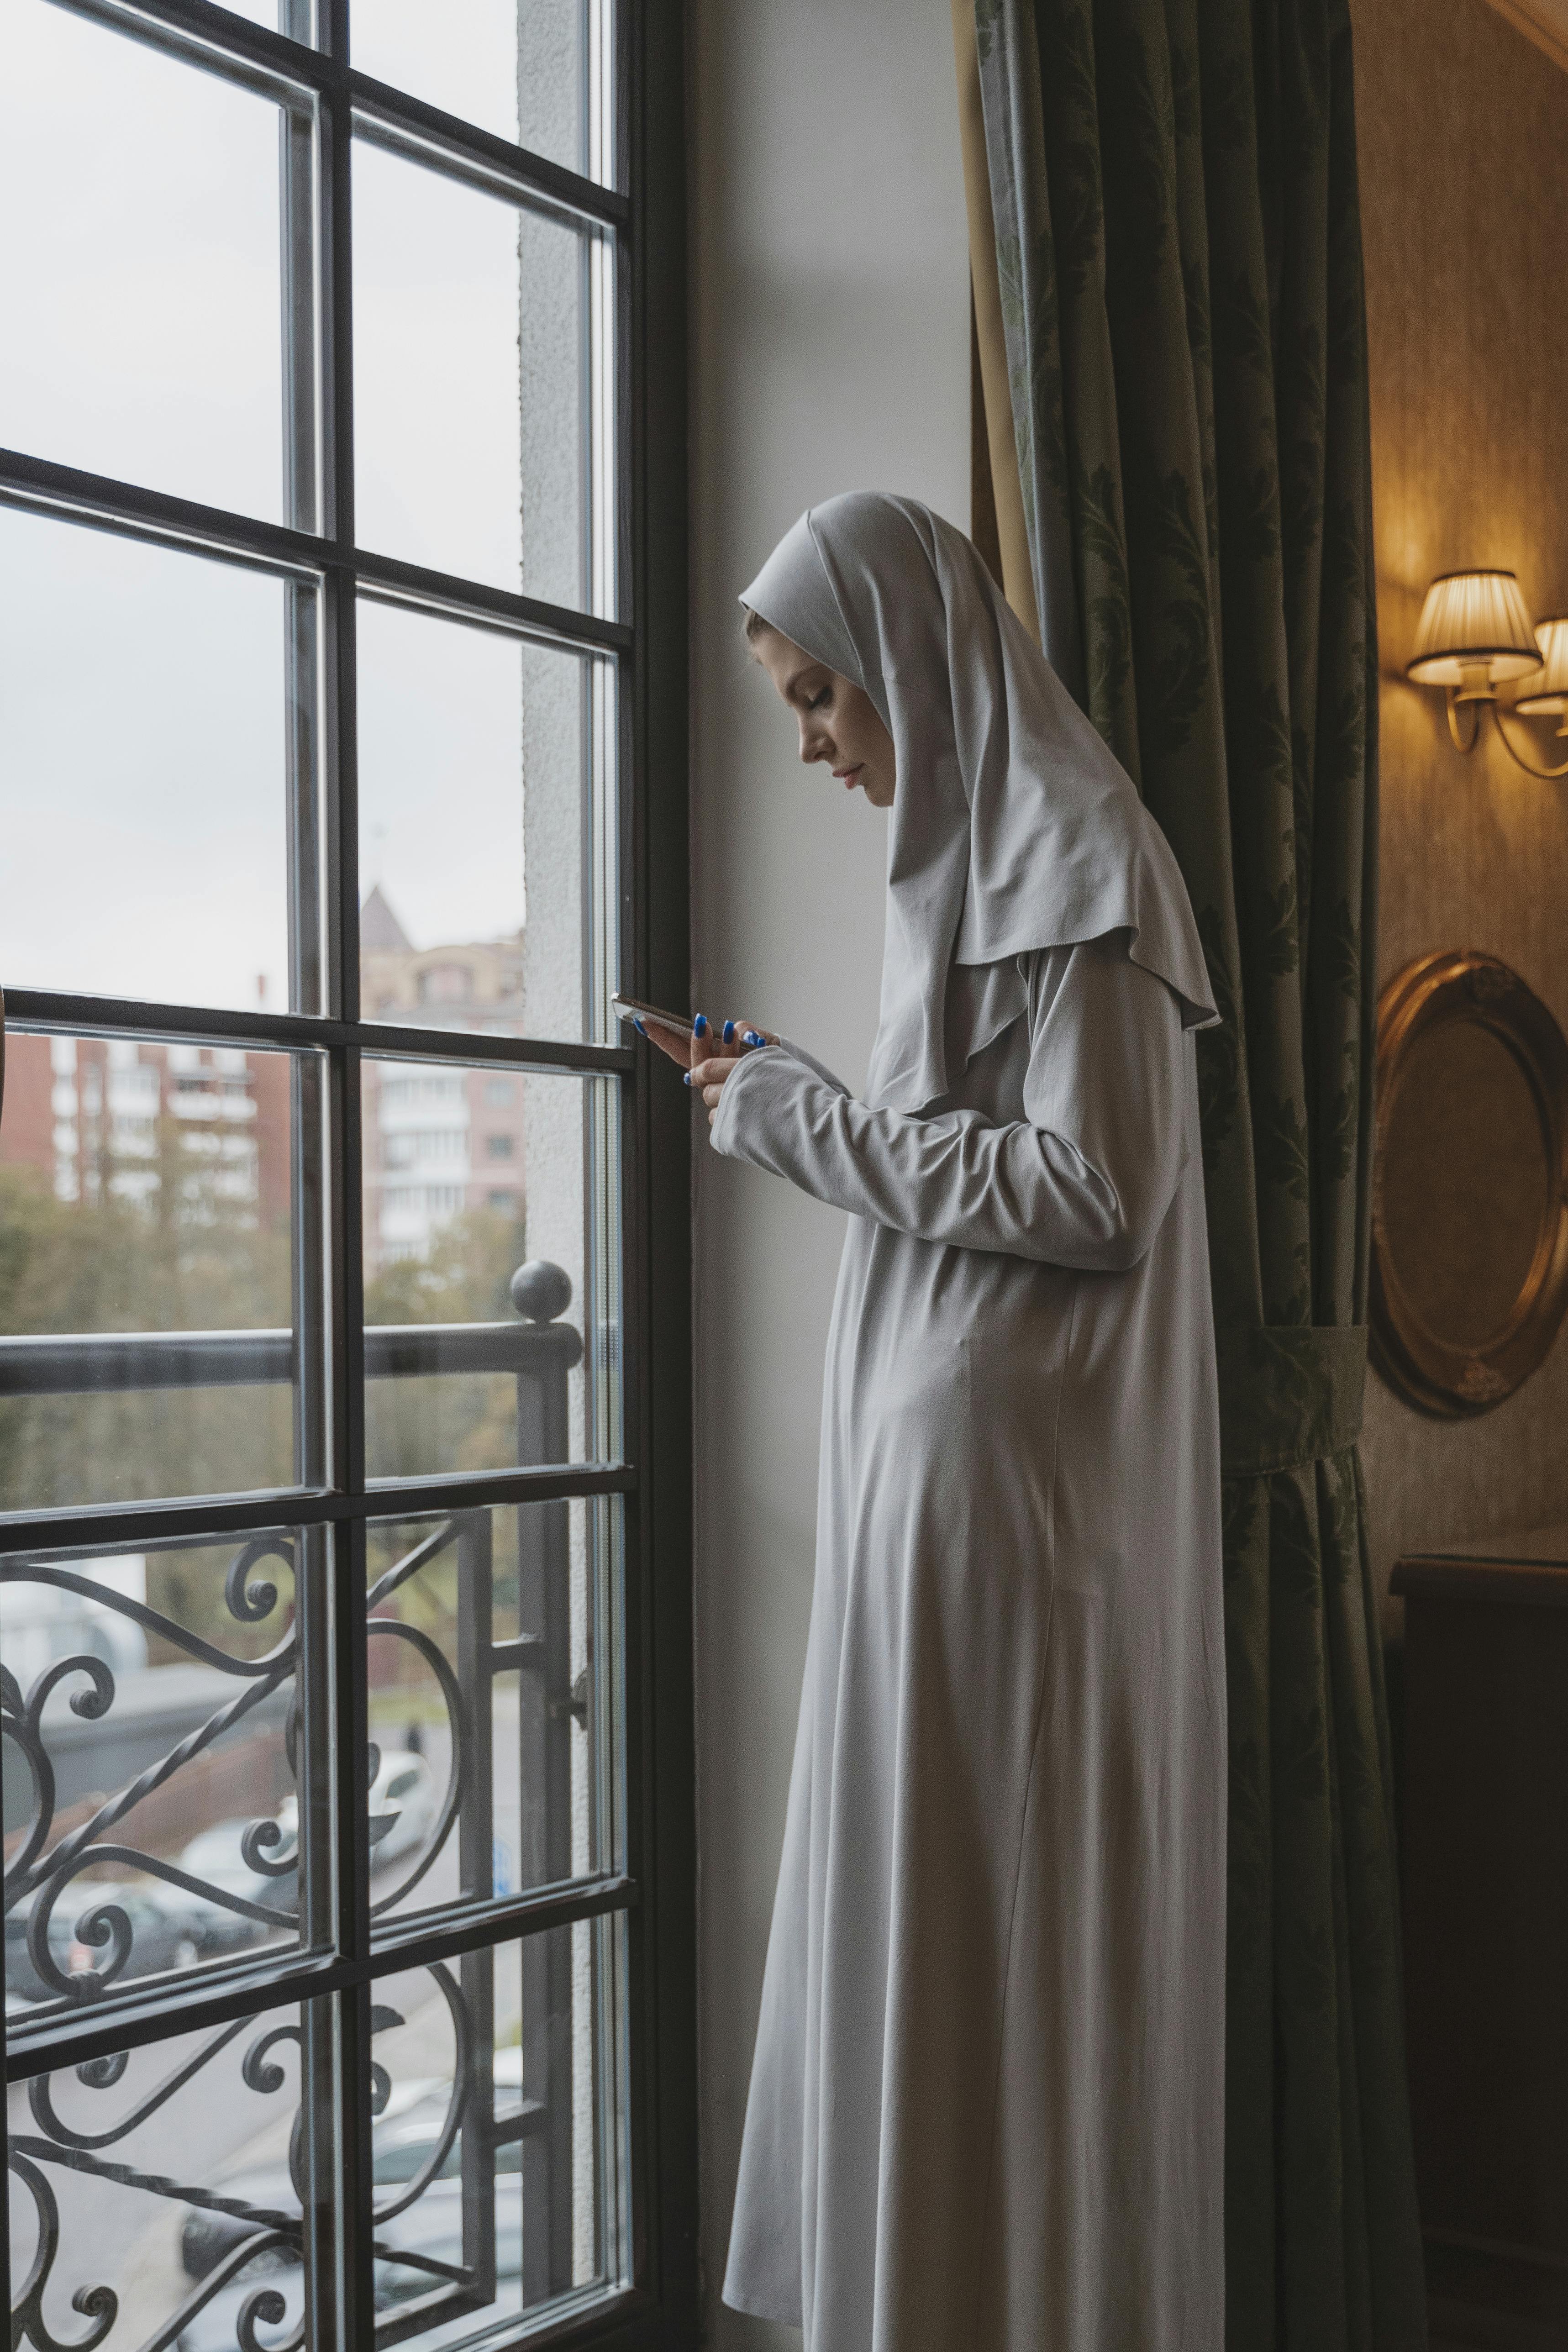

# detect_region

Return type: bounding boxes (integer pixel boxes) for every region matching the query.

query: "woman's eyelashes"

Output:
[805,685,832,712]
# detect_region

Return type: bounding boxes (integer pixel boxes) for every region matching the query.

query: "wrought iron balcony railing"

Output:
[2,1262,600,2348]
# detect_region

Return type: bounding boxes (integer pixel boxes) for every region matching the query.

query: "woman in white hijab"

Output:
[689,493,1226,2351]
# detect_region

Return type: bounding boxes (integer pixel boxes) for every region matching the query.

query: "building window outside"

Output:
[0,4,688,2347]
[416,963,473,1005]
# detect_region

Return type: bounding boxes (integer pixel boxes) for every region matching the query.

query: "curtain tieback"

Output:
[1216,1325,1369,1478]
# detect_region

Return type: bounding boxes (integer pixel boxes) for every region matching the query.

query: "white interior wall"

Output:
[688,4,971,2339]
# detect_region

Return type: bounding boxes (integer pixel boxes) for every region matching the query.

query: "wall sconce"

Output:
[1406,569,1568,777]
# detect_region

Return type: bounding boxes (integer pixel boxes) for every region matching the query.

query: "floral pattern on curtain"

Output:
[966,0,1427,2342]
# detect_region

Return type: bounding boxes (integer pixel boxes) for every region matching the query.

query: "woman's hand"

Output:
[684,1014,778,1127]
[635,1010,778,1122]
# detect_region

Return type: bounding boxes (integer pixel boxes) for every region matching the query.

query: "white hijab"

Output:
[741,491,1217,1114]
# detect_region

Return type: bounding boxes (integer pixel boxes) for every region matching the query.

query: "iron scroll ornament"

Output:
[7,1983,475,2352]
[0,1536,308,2007]
[1370,951,1568,1417]
[0,1524,479,2009]
[2,1522,496,2351]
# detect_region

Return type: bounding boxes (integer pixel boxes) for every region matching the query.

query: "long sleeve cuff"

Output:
[709,1045,820,1167]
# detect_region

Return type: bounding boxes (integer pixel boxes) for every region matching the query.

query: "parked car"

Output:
[180,2049,529,2282]
[367,1748,439,1868]
[177,1817,299,1925]
[176,2183,523,2352]
[5,1876,262,2003]
[172,1750,435,1937]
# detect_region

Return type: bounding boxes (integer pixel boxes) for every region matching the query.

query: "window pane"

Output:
[0,3,313,523]
[351,0,595,179]
[9,1998,333,2352]
[0,509,310,1013]
[1,1528,328,2024]
[364,1499,622,1929]
[0,1034,321,1513]
[364,1919,628,2342]
[227,0,316,32]
[363,1063,619,1480]
[353,136,595,608]
[358,600,614,1042]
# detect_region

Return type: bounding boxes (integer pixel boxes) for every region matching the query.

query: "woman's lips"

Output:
[835,765,863,787]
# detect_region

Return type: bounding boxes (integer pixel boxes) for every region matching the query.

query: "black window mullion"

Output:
[3,1873,637,2082]
[282,60,329,1490]
[347,102,624,234]
[0,1466,636,1561]
[41,0,311,103]
[32,0,629,226]
[299,1515,342,2352]
[0,453,632,660]
[320,11,380,2334]
[331,1511,375,2351]
[319,0,356,1018]
[0,994,632,1083]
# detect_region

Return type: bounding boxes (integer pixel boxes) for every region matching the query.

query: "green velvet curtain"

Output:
[967,1,1427,2342]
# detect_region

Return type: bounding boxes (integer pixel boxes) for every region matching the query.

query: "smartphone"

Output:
[610,992,694,1042]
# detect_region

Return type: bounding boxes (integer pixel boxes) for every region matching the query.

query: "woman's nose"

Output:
[798,720,829,764]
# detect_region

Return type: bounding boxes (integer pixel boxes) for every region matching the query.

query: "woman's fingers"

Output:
[631,1012,773,1079]
[685,1031,774,1120]
[724,1019,778,1049]
[642,1021,693,1068]
[687,1055,752,1123]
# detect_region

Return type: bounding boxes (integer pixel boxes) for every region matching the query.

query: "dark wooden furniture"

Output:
[1395,1526,1568,2349]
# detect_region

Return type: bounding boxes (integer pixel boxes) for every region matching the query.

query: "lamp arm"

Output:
[1445,692,1480,752]
[1491,703,1568,779]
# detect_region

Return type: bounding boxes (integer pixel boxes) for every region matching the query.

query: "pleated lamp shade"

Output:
[1406,569,1542,689]
[1515,616,1568,715]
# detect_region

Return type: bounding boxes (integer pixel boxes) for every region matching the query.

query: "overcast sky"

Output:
[0,0,568,1013]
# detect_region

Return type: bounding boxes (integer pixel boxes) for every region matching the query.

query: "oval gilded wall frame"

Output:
[1371,952,1568,1418]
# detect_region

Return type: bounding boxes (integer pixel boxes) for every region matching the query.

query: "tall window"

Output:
[0,4,691,2347]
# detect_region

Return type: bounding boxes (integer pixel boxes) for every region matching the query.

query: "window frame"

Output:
[0,0,695,2342]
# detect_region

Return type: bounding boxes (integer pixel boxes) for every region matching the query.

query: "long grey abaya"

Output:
[715,495,1226,2352]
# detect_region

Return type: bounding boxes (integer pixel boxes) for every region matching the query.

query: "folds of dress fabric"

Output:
[716,939,1225,2352]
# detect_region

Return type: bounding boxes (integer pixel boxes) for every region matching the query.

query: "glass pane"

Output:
[353,135,594,606]
[364,1919,627,2343]
[1,1529,327,2023]
[228,0,316,32]
[351,0,597,179]
[0,1033,319,1513]
[363,1499,622,1928]
[9,1998,332,2352]
[0,3,314,523]
[358,600,614,1042]
[363,1063,618,1480]
[0,509,309,1013]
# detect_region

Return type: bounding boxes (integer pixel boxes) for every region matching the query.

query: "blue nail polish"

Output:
[683,1070,692,1086]
[633,1015,646,1035]
[744,1029,763,1047]
[694,1012,708,1036]
[722,1019,735,1043]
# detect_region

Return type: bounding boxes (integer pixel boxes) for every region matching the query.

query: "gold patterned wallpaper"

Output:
[1353,0,1568,1596]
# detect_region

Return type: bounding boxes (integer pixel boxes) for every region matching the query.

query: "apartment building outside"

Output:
[0,1027,290,1218]
[1,888,530,1273]
[360,884,530,1270]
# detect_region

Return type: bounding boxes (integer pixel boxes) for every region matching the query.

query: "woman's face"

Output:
[752,624,896,808]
